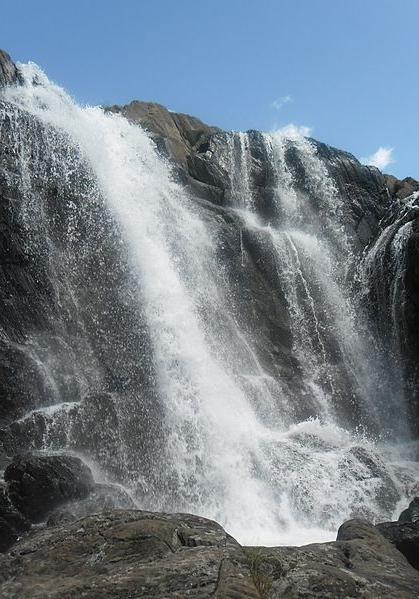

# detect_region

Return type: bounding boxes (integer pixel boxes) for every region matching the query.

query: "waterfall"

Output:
[1,64,418,546]
[360,194,419,378]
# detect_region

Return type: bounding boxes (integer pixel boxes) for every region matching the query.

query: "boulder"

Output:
[4,454,95,522]
[336,517,380,542]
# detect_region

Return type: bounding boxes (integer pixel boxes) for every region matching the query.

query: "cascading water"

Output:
[359,193,419,383]
[1,64,418,546]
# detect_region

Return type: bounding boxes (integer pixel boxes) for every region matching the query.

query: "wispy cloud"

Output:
[362,146,394,170]
[271,95,292,111]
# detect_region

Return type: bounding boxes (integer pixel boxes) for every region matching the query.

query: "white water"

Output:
[359,196,419,402]
[2,65,419,546]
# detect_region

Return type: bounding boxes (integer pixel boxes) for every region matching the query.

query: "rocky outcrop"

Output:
[0,509,260,598]
[246,519,419,598]
[4,454,95,521]
[0,51,20,88]
[385,174,419,201]
[106,100,219,169]
[1,509,419,598]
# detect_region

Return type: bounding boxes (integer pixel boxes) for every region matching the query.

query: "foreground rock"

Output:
[1,509,419,598]
[243,519,419,598]
[4,454,95,522]
[0,453,139,553]
[0,509,259,598]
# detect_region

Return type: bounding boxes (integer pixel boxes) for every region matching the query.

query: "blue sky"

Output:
[1,0,418,178]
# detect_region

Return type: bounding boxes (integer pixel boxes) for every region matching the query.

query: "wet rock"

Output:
[363,196,419,427]
[0,50,20,88]
[0,518,18,553]
[345,446,400,516]
[47,482,136,526]
[399,496,419,523]
[336,517,379,541]
[0,481,30,552]
[0,509,258,598]
[4,454,95,522]
[377,520,419,571]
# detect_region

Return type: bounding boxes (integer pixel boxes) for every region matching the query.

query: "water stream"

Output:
[1,64,418,546]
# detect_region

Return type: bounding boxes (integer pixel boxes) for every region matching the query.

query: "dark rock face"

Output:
[361,194,419,426]
[377,520,419,571]
[0,51,20,88]
[0,96,163,480]
[0,481,30,552]
[46,482,137,526]
[107,102,393,250]
[4,454,95,522]
[399,496,419,523]
[0,49,415,444]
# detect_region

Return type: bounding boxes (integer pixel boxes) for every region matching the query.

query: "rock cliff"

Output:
[1,49,419,596]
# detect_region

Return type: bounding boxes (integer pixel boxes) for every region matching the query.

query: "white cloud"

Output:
[272,123,312,139]
[271,95,292,111]
[362,146,394,170]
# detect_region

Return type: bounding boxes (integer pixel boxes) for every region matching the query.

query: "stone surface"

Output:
[46,481,136,526]
[362,194,419,427]
[0,50,20,88]
[106,100,219,169]
[385,174,419,201]
[377,520,419,571]
[4,454,95,522]
[0,481,30,552]
[0,509,259,598]
[399,496,419,523]
[245,519,419,598]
